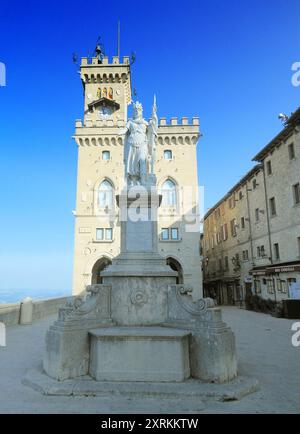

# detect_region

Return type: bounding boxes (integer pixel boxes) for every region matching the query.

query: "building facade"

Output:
[72,54,203,298]
[203,108,300,304]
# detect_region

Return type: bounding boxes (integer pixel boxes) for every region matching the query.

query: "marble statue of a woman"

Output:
[122,98,158,187]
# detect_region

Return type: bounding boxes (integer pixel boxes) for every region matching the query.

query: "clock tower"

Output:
[72,51,203,299]
[72,54,132,296]
[81,55,131,127]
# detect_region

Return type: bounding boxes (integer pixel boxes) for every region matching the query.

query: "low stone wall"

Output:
[0,303,21,326]
[0,297,69,327]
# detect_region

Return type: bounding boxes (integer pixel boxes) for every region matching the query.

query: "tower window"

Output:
[228,196,235,209]
[96,228,113,241]
[267,280,275,294]
[161,228,169,240]
[254,280,261,294]
[242,250,249,261]
[293,183,300,204]
[224,256,229,271]
[164,150,172,160]
[274,243,280,260]
[257,246,265,257]
[102,151,110,161]
[241,217,245,229]
[171,228,179,240]
[269,197,277,216]
[98,180,113,208]
[288,143,295,160]
[230,219,237,237]
[105,228,113,241]
[96,228,104,240]
[266,160,272,175]
[161,227,179,240]
[162,179,177,206]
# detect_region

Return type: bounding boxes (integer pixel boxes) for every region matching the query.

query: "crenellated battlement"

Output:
[81,56,130,67]
[74,118,199,147]
[75,119,126,129]
[75,117,200,129]
[159,117,199,126]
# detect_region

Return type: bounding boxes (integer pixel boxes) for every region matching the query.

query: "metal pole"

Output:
[118,21,121,58]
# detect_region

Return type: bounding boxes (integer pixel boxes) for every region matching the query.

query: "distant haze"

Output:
[0,289,71,304]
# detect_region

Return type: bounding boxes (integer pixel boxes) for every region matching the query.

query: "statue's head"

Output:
[133,101,143,120]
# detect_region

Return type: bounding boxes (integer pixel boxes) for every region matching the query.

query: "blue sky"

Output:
[0,0,299,294]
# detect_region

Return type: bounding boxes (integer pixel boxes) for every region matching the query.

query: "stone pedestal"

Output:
[101,188,177,326]
[43,188,239,385]
[189,309,237,383]
[89,327,190,382]
[43,285,113,381]
[165,285,237,383]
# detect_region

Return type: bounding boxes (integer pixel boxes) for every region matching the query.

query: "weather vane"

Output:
[130,52,136,66]
[94,36,105,63]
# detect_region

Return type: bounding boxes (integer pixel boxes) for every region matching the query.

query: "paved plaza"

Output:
[0,307,299,414]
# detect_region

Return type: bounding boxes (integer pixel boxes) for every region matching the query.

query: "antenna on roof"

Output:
[130,52,136,66]
[117,21,121,58]
[94,36,105,63]
[72,52,78,65]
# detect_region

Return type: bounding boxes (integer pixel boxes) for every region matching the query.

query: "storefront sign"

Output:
[251,270,266,276]
[268,265,300,274]
[244,276,253,283]
[251,264,300,276]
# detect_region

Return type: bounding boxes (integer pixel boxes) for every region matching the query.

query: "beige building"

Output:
[72,54,203,298]
[203,107,300,304]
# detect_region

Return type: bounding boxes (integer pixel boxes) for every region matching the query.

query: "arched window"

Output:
[162,179,177,206]
[164,150,172,160]
[98,180,113,208]
[102,150,110,161]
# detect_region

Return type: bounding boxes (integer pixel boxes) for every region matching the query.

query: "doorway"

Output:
[91,257,112,284]
[166,257,184,284]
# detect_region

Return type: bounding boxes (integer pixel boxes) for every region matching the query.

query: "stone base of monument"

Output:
[23,364,259,403]
[42,284,241,385]
[89,327,190,382]
[40,188,257,396]
[29,284,260,403]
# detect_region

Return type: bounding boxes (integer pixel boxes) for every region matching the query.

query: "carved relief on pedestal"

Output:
[130,289,149,307]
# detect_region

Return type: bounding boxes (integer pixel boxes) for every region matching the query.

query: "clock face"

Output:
[98,106,113,118]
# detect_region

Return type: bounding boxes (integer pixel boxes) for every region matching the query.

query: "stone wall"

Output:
[0,297,69,327]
